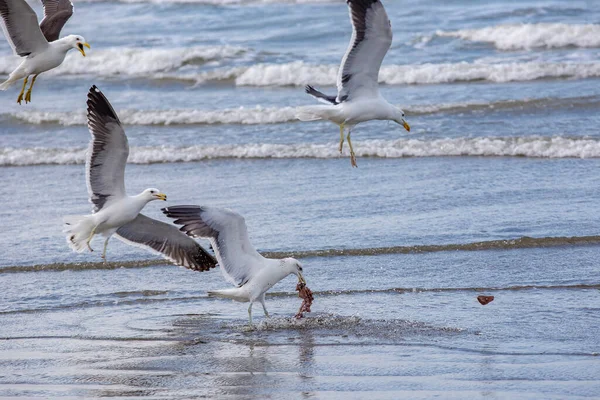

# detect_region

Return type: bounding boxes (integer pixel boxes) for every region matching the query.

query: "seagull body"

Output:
[64,86,217,272]
[0,0,90,104]
[163,205,306,325]
[297,0,410,167]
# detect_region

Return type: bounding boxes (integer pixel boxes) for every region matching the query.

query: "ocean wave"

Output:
[4,56,600,85]
[2,137,600,166]
[221,61,600,86]
[6,96,598,126]
[0,45,247,76]
[3,235,600,274]
[436,23,600,50]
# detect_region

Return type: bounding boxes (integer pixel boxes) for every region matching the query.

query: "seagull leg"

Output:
[86,226,97,252]
[248,302,253,326]
[101,237,110,262]
[24,74,38,104]
[347,128,357,167]
[338,124,345,153]
[259,294,269,318]
[17,76,28,105]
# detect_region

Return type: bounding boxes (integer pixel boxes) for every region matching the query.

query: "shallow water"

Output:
[1,0,600,398]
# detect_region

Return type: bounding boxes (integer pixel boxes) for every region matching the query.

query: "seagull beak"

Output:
[297,272,306,285]
[402,120,411,132]
[155,193,167,201]
[77,42,90,57]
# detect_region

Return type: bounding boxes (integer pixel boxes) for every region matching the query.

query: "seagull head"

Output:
[393,108,410,132]
[282,257,306,284]
[66,35,91,57]
[143,188,167,202]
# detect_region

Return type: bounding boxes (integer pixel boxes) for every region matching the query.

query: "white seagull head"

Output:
[281,257,306,284]
[141,188,167,202]
[64,35,91,57]
[392,107,410,132]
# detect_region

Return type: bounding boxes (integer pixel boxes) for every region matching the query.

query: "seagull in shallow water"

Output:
[63,86,217,272]
[296,0,410,167]
[0,0,90,104]
[162,205,306,325]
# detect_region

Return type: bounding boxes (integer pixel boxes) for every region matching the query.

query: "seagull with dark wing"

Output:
[63,86,217,273]
[0,0,90,104]
[162,205,306,325]
[296,0,410,167]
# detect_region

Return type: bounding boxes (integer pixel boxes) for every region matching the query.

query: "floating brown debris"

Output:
[477,295,494,305]
[295,282,314,319]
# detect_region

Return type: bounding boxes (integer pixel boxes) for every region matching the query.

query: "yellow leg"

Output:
[24,74,38,103]
[17,76,28,105]
[339,124,345,153]
[86,226,97,252]
[101,237,110,262]
[347,129,357,168]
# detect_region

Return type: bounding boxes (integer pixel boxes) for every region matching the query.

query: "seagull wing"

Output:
[162,205,264,287]
[86,85,128,213]
[39,0,73,42]
[0,0,48,57]
[115,214,218,272]
[336,0,392,103]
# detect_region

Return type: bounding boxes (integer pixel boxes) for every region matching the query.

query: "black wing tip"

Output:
[305,84,315,93]
[87,85,120,123]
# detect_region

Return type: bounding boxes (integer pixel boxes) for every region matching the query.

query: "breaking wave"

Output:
[0,45,247,77]
[436,23,600,50]
[4,55,600,86]
[9,96,593,126]
[2,136,600,166]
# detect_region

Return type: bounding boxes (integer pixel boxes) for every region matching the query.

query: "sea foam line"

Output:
[436,23,600,50]
[2,137,600,166]
[5,96,596,126]
[3,57,600,85]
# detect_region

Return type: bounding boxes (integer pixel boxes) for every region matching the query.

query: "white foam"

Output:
[437,23,600,50]
[200,61,600,86]
[7,106,299,126]
[0,45,246,76]
[3,55,600,85]
[3,137,600,166]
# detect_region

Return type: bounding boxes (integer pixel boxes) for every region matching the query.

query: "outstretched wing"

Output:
[86,85,128,213]
[162,205,264,287]
[305,85,339,105]
[0,0,48,56]
[336,0,392,102]
[116,214,217,272]
[39,0,73,42]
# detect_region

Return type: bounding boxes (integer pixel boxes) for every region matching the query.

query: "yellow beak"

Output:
[78,43,91,57]
[403,121,411,132]
[156,193,167,201]
[298,272,306,285]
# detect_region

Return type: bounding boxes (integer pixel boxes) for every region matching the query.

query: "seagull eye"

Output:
[299,266,303,272]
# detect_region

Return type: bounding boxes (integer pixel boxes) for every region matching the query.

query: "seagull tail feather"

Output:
[0,78,15,91]
[296,105,338,122]
[62,215,95,253]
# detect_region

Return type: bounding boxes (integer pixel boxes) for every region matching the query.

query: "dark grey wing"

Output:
[39,0,73,42]
[162,205,264,287]
[305,85,339,105]
[86,85,128,213]
[116,214,217,271]
[336,0,392,102]
[0,0,48,56]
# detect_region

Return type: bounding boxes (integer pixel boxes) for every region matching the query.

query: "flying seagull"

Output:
[0,0,90,104]
[63,86,217,273]
[296,0,410,167]
[162,205,306,325]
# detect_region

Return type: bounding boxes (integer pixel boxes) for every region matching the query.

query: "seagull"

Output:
[162,205,306,325]
[296,0,410,167]
[0,0,90,104]
[63,86,217,273]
